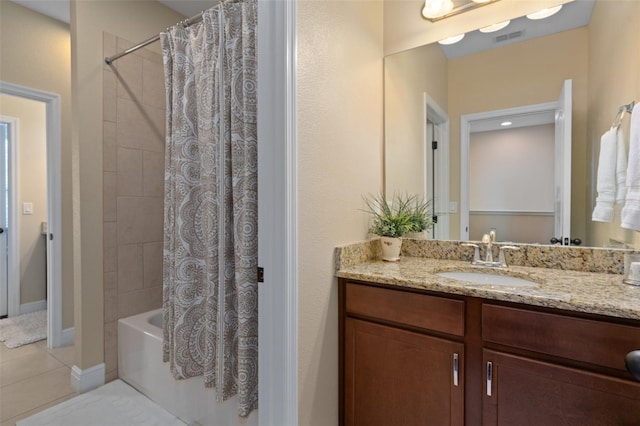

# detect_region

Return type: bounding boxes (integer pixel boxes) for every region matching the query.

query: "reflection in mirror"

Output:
[461,80,572,245]
[384,0,640,248]
[468,119,556,244]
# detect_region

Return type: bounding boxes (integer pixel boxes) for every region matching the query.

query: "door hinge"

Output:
[257,266,264,283]
[432,215,438,224]
[432,140,438,150]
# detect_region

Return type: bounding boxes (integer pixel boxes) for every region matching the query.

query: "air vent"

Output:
[494,30,525,43]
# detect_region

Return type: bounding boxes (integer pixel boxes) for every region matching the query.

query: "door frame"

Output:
[460,101,558,240]
[0,115,19,319]
[424,93,450,240]
[256,0,298,424]
[0,81,63,347]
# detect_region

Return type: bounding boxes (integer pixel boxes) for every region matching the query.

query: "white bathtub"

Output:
[118,309,257,426]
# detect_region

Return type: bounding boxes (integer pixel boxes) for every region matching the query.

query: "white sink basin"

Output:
[437,271,540,288]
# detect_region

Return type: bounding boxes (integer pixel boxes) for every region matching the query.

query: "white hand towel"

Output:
[616,128,628,203]
[621,104,640,230]
[592,128,618,222]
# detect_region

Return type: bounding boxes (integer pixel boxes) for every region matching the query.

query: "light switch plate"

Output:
[449,201,458,213]
[23,202,33,215]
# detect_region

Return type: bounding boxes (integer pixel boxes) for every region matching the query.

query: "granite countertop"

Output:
[337,256,640,321]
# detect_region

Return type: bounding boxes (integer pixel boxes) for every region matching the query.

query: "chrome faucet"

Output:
[462,230,519,268]
[482,233,494,263]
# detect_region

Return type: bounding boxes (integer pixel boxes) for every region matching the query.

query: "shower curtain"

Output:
[160,0,258,417]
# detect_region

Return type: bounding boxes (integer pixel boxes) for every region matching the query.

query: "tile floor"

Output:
[0,340,77,426]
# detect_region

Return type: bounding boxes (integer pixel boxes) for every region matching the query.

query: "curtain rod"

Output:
[104,10,206,65]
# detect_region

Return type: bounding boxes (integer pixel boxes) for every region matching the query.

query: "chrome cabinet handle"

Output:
[486,361,493,396]
[453,353,459,387]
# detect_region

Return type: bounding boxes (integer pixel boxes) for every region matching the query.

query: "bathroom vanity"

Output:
[336,241,640,425]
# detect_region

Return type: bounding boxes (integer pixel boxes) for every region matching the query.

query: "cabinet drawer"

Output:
[483,304,640,371]
[345,283,464,336]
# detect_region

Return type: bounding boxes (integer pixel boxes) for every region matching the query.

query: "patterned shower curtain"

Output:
[160,0,258,417]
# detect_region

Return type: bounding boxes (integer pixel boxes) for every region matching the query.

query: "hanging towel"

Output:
[622,104,640,230]
[616,128,628,203]
[592,128,623,222]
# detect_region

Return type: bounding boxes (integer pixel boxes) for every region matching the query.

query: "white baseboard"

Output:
[19,300,47,315]
[71,363,105,394]
[61,327,75,346]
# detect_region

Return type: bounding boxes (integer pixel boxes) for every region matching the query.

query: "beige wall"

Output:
[586,0,640,248]
[297,0,384,424]
[0,94,48,305]
[383,0,571,55]
[70,0,183,370]
[384,43,447,196]
[0,1,73,328]
[447,27,589,240]
[469,125,555,212]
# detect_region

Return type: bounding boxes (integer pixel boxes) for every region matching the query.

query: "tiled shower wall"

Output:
[103,33,165,382]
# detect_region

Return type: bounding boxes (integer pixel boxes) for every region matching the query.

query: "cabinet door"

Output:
[483,349,640,426]
[345,318,464,426]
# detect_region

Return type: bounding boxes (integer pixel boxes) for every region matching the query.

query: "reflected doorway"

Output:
[460,80,573,245]
[425,94,450,240]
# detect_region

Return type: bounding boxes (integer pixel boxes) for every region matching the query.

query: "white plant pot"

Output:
[380,236,402,262]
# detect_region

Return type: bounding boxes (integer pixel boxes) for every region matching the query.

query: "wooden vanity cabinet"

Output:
[345,318,464,425]
[340,278,640,426]
[339,280,465,426]
[482,349,640,425]
[482,304,640,425]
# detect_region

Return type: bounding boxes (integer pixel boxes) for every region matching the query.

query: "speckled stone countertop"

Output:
[335,239,640,321]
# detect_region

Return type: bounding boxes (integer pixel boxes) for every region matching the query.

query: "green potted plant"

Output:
[362,193,416,261]
[406,196,435,239]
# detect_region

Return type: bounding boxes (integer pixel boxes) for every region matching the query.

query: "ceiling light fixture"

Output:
[422,0,500,22]
[479,20,510,33]
[422,0,454,20]
[501,121,513,126]
[526,5,562,20]
[438,34,465,45]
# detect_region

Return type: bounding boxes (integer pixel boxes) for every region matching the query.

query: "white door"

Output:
[554,79,572,245]
[425,94,450,240]
[425,119,435,239]
[0,120,10,317]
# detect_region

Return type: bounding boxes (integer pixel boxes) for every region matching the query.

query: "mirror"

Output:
[384,0,640,248]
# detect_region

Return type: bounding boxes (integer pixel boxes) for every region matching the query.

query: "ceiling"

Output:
[11,0,594,61]
[470,110,556,133]
[10,0,594,134]
[440,0,595,59]
[9,0,217,25]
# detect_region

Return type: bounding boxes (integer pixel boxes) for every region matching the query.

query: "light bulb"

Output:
[479,20,510,33]
[526,5,562,20]
[422,0,454,19]
[438,33,465,45]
